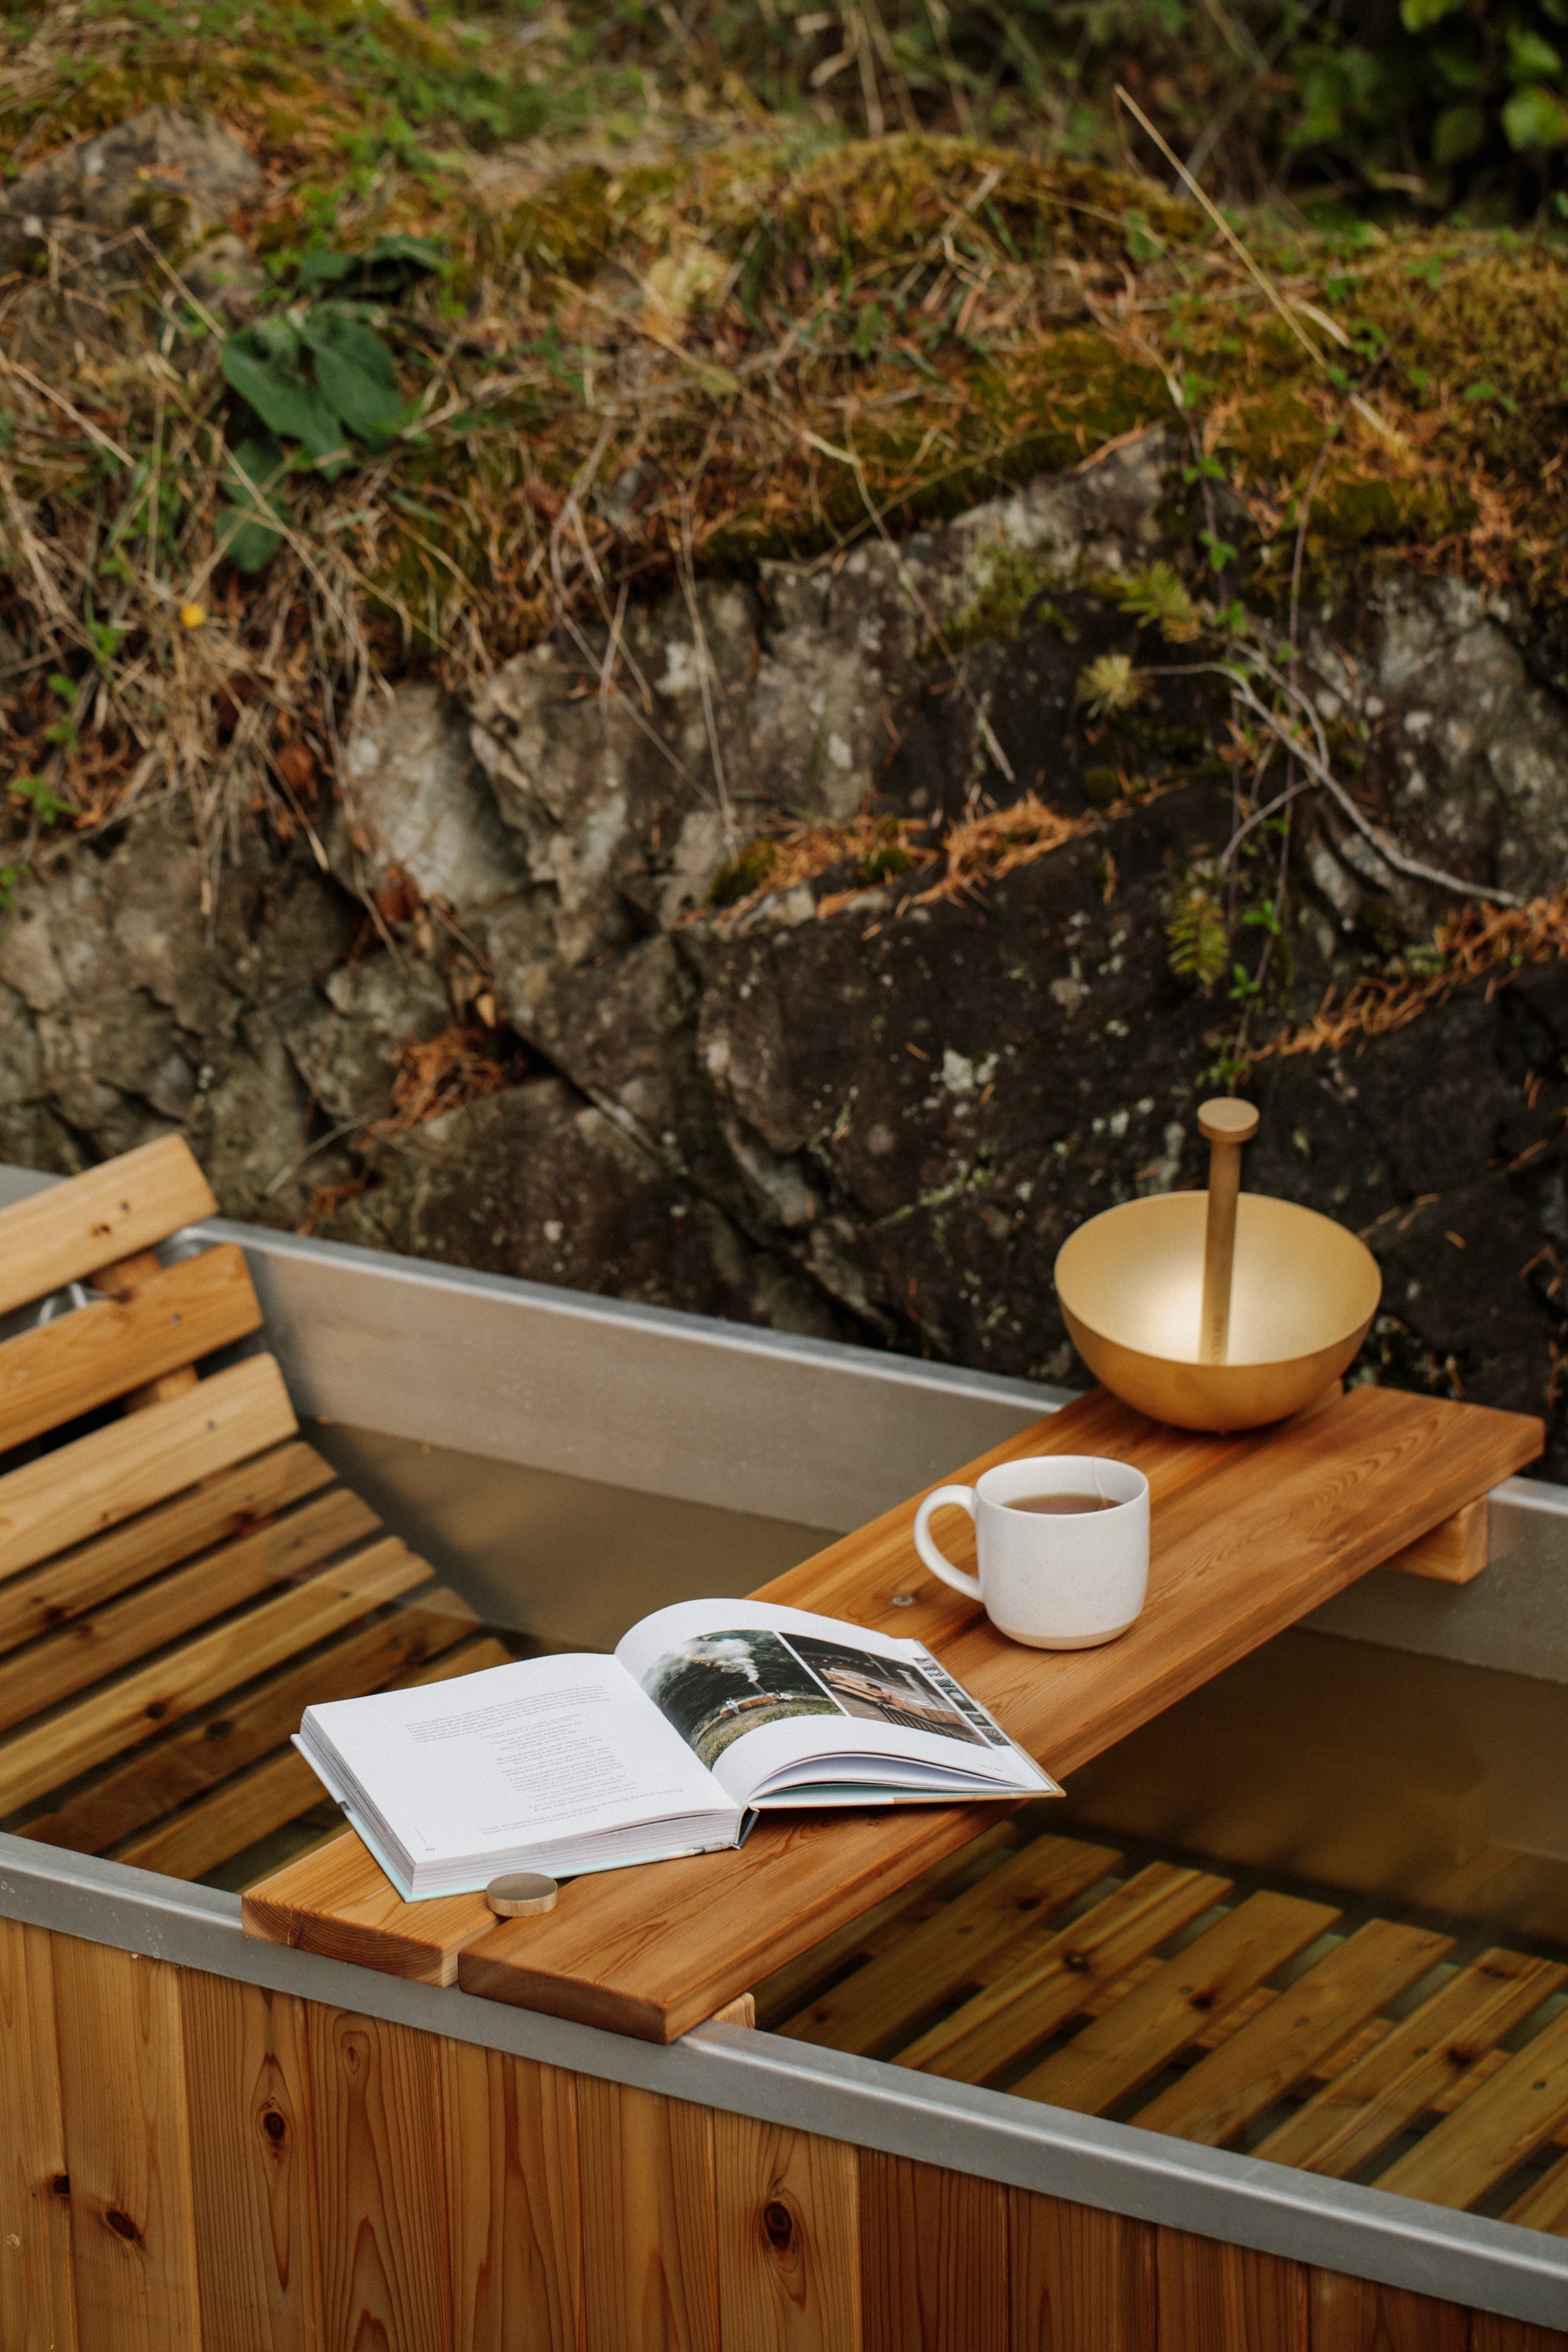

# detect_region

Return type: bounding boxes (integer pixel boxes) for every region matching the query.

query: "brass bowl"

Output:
[1054,1192,1382,1432]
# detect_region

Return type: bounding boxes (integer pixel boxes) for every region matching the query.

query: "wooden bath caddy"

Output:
[242,1375,1544,2039]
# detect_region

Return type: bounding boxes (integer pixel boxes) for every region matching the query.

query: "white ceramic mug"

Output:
[913,1454,1149,1650]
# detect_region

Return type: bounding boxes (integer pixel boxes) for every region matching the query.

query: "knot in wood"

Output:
[762,2200,795,2254]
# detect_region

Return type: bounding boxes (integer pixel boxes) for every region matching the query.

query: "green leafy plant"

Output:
[1167,877,1229,988]
[8,776,71,824]
[218,296,411,567]
[1075,651,1144,720]
[1117,562,1202,644]
[216,434,291,575]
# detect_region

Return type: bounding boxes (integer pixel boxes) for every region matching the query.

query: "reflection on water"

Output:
[1058,1625,1568,1947]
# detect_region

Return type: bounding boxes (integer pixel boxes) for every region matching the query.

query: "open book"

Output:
[295,1596,1059,1900]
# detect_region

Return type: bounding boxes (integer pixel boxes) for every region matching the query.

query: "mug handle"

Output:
[913,1484,982,1600]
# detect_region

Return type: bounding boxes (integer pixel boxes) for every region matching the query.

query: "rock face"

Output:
[0,106,262,319]
[9,430,1568,1464]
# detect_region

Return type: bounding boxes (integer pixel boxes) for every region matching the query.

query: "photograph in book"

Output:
[781,1634,988,1746]
[640,1628,840,1768]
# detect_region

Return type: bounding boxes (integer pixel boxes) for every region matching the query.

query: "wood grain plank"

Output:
[1131,1920,1452,2146]
[1153,2227,1308,2352]
[0,1483,380,1737]
[115,1634,510,1880]
[1504,2145,1568,2234]
[1306,2270,1471,2352]
[0,1535,430,1816]
[0,1352,296,1577]
[0,1243,260,1455]
[180,1973,321,2352]
[1011,1891,1340,2115]
[857,2149,1007,2352]
[577,2074,720,2352]
[895,1860,1232,2082]
[50,1934,201,2352]
[450,1384,1537,2040]
[1377,2008,1568,2209]
[1255,1949,1566,2179]
[1007,2188,1155,2352]
[16,1582,480,1853]
[246,1828,503,1989]
[0,1139,216,1318]
[304,2002,452,2352]
[751,1823,1022,2029]
[0,1442,335,1664]
[1470,2318,1568,2352]
[440,2040,583,2352]
[1385,1496,1490,1584]
[713,2114,861,2352]
[0,1914,77,2352]
[777,1831,1120,2056]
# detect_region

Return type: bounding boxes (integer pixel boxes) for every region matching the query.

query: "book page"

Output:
[300,1652,727,1868]
[616,1599,1055,1809]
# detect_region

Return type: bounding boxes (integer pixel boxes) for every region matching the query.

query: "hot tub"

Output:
[0,1163,1564,2350]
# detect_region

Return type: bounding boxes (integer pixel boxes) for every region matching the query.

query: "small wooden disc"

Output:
[1197,1097,1260,1144]
[485,1871,559,1918]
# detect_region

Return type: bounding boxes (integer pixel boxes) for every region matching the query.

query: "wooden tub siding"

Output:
[3,1921,1566,2351]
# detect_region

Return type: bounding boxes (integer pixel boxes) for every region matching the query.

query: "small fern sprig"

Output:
[1117,561,1202,644]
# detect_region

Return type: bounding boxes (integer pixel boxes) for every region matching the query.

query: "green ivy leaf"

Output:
[296,234,445,296]
[1432,102,1486,163]
[300,308,406,445]
[1508,27,1563,81]
[216,431,289,572]
[1503,82,1568,147]
[1400,0,1465,27]
[221,320,350,472]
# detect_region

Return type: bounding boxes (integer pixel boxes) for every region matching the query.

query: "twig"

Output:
[0,356,133,466]
[1145,660,1523,908]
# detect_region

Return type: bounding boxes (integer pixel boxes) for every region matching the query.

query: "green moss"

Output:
[710,840,781,906]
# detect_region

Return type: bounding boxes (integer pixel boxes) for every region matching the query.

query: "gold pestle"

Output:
[1196,1098,1261,1365]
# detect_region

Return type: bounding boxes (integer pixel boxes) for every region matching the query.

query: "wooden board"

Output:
[0,1136,216,1319]
[1383,1495,1490,1584]
[0,1243,261,1455]
[245,1381,1540,2037]
[0,1442,335,1662]
[0,1352,297,1575]
[10,1912,1568,2352]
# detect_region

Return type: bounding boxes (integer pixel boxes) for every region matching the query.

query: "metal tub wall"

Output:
[0,1171,1566,2347]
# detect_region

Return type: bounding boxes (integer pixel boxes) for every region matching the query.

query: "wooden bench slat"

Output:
[1131,1920,1453,2147]
[1504,2146,1568,2234]
[0,1352,296,1575]
[0,1535,430,1815]
[777,1831,1121,2058]
[0,1441,335,1661]
[894,1863,1232,2083]
[1254,1949,1567,2178]
[0,1139,218,1317]
[111,1633,514,1881]
[12,1581,481,1853]
[1377,2006,1568,2209]
[0,1243,262,1456]
[750,1821,1026,2029]
[1011,1890,1341,2116]
[0,1484,379,1738]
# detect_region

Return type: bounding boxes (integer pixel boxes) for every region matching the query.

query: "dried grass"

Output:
[1255,893,1568,1062]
